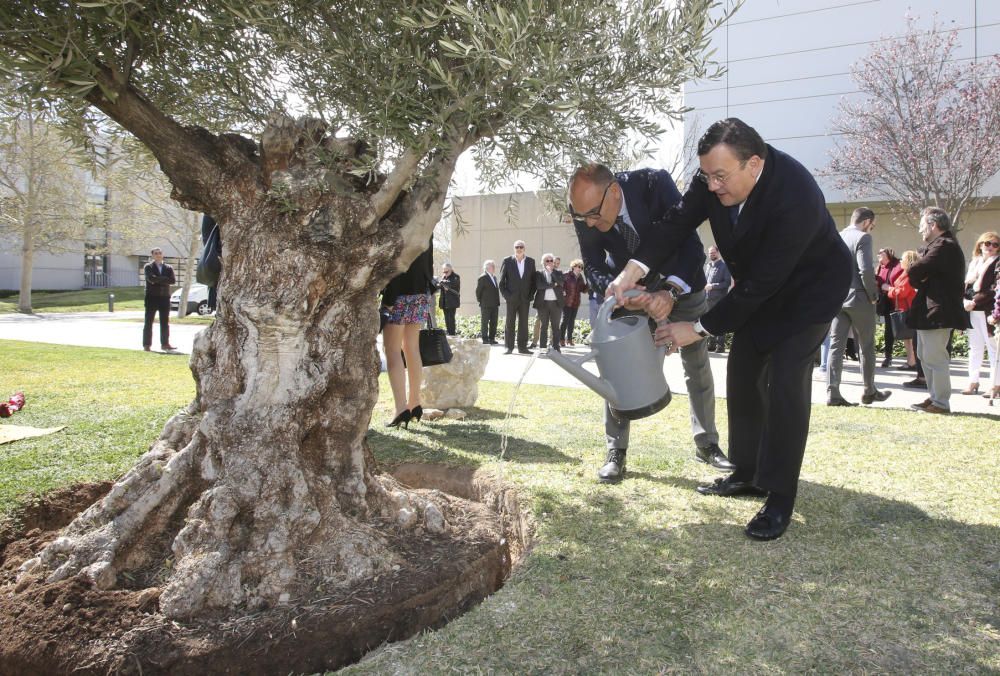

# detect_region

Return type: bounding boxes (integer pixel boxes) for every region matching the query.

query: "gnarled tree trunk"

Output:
[18,115,470,619]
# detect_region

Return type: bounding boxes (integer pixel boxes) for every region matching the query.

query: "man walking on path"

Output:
[827,207,892,407]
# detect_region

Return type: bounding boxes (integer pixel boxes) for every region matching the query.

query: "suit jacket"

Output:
[476,273,501,308]
[533,269,566,308]
[704,259,731,305]
[573,169,706,297]
[635,145,852,350]
[906,229,972,330]
[839,224,878,308]
[143,261,176,298]
[499,255,537,303]
[437,272,461,309]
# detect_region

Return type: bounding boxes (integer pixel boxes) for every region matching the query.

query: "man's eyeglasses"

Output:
[514,245,525,249]
[568,182,613,220]
[695,161,748,187]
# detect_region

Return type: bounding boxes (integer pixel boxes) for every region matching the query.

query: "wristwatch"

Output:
[664,286,680,303]
[692,319,711,338]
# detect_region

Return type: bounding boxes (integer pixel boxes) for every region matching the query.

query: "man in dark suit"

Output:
[142,247,176,351]
[436,262,460,335]
[703,246,731,352]
[568,164,730,485]
[476,259,501,344]
[499,240,537,354]
[608,118,852,540]
[533,253,565,352]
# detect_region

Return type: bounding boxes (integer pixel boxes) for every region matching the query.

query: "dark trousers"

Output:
[560,305,579,343]
[727,322,829,501]
[480,306,498,343]
[536,300,561,349]
[442,308,457,335]
[880,308,895,359]
[143,296,171,347]
[505,299,531,350]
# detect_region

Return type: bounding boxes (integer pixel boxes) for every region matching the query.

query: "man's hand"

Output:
[653,321,701,355]
[623,288,674,322]
[605,261,646,306]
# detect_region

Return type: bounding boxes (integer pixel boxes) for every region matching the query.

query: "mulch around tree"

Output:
[0,466,529,675]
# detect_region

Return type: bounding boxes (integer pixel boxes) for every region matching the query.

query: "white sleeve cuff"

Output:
[627,259,650,276]
[665,275,691,295]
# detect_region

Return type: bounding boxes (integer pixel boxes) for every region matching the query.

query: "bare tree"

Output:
[826,17,1000,228]
[0,87,90,311]
[2,0,731,621]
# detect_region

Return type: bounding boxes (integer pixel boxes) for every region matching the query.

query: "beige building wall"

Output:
[449,191,1000,321]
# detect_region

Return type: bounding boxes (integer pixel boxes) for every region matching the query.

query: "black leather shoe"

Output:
[861,390,892,405]
[903,378,927,388]
[597,449,626,484]
[695,443,736,471]
[880,358,892,368]
[518,348,533,355]
[504,348,513,354]
[696,475,766,497]
[745,505,791,540]
[826,396,857,407]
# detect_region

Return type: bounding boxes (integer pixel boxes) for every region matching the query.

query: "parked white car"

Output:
[170,283,214,315]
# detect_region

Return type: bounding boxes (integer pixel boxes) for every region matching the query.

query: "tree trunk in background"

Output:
[17,221,33,313]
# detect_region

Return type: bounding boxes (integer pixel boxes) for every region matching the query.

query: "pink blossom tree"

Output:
[827,17,1000,229]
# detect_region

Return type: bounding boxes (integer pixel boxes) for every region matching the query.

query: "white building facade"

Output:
[450,0,1000,320]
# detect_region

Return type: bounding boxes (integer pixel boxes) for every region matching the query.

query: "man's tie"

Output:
[615,216,641,254]
[728,205,740,226]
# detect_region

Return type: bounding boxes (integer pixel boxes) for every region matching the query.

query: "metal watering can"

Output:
[548,290,671,420]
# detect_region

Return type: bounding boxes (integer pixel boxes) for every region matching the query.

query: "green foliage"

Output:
[0,1,734,190]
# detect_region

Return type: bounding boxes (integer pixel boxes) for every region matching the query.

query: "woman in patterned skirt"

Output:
[380,237,434,428]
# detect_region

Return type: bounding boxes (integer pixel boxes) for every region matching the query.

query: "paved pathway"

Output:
[1,311,996,416]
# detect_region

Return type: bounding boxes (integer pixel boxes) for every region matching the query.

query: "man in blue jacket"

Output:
[608,118,852,540]
[568,164,730,485]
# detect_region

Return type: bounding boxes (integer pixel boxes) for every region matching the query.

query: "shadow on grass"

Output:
[500,477,999,674]
[368,422,575,466]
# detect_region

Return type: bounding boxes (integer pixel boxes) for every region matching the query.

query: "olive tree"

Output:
[1,0,728,619]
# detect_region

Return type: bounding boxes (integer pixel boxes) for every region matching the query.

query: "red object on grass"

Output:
[0,392,25,418]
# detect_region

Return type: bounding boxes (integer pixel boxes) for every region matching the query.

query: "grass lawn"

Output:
[0,287,147,314]
[1,339,997,673]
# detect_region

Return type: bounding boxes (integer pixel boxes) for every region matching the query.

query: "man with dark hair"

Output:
[568,162,730,484]
[142,247,176,352]
[826,207,891,407]
[608,118,852,540]
[906,206,970,414]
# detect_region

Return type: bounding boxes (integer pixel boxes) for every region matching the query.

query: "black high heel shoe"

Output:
[386,409,412,429]
[410,405,423,422]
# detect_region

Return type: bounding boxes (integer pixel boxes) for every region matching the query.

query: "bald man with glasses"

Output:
[499,240,537,354]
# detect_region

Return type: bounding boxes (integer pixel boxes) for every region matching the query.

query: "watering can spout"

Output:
[547,349,618,405]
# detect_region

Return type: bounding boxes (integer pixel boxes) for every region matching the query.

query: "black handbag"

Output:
[419,313,452,366]
[889,310,914,340]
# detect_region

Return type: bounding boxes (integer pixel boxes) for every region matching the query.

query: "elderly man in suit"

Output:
[609,118,852,540]
[826,207,892,407]
[568,164,731,485]
[476,259,501,344]
[499,240,537,354]
[704,246,731,352]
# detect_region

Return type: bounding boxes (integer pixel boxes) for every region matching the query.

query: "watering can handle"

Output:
[597,288,645,325]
